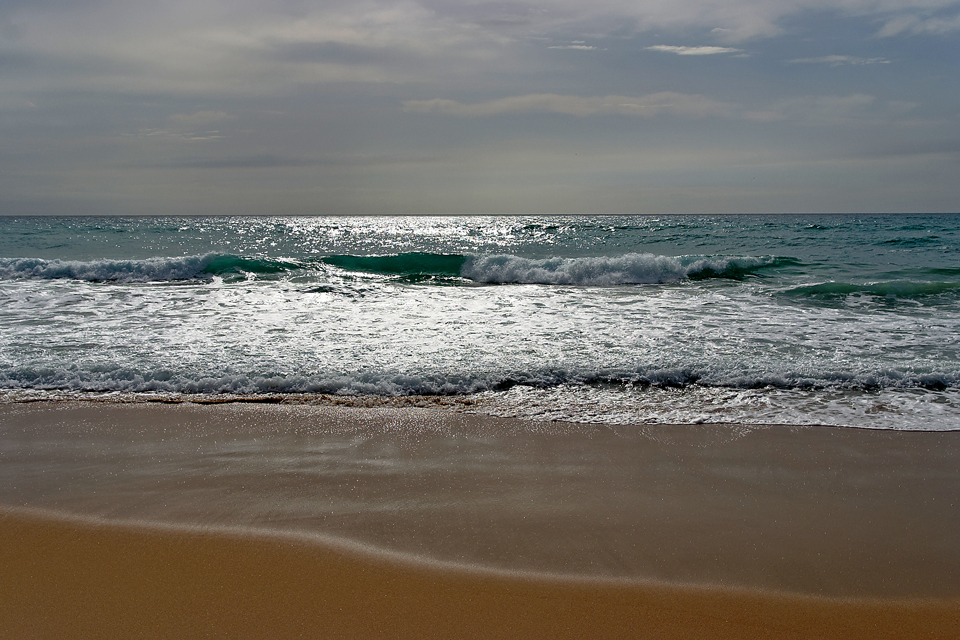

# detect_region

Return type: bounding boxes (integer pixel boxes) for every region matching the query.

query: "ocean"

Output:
[1,213,959,430]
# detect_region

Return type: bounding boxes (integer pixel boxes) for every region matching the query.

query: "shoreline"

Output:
[6,388,960,431]
[2,401,959,637]
[2,506,959,640]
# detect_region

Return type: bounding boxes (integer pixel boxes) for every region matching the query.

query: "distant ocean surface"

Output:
[1,214,958,430]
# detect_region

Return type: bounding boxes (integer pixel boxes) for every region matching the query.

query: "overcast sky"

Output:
[1,0,958,215]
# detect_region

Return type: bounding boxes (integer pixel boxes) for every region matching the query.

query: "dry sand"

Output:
[1,506,958,640]
[1,401,959,638]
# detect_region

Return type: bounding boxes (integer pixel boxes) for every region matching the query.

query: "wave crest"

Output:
[1,251,786,286]
[0,254,300,282]
[461,253,781,285]
[783,280,960,300]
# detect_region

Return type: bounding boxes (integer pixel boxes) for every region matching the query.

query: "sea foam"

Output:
[0,254,299,282]
[460,253,780,285]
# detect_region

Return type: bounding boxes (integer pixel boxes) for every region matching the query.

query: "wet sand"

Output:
[1,402,959,638]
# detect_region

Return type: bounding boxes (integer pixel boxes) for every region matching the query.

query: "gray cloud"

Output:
[1,0,959,215]
[789,55,891,66]
[168,111,234,126]
[742,94,923,124]
[150,152,445,170]
[266,40,403,65]
[153,154,320,169]
[403,92,735,117]
[4,0,957,102]
[878,12,960,37]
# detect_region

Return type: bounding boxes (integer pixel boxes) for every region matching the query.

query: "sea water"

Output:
[1,214,958,430]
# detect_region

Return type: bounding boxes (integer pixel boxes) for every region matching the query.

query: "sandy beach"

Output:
[3,506,960,640]
[1,401,959,638]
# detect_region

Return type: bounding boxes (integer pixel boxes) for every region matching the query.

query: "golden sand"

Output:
[2,508,958,640]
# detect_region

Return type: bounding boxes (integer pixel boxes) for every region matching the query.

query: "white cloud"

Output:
[789,55,891,65]
[645,45,743,55]
[402,92,734,117]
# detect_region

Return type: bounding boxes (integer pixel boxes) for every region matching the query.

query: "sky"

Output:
[1,0,959,215]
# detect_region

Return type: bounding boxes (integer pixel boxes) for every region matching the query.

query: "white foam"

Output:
[460,253,775,285]
[0,255,213,282]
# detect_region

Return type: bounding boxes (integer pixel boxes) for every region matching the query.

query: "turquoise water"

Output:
[1,214,959,429]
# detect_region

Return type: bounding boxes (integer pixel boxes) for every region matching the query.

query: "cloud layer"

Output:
[1,0,958,214]
[402,93,735,117]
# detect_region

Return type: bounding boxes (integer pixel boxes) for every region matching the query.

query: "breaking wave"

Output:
[321,251,788,285]
[0,254,302,282]
[1,251,791,286]
[460,253,788,285]
[3,362,956,397]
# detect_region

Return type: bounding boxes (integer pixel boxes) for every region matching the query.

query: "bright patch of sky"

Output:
[0,0,958,214]
[645,45,743,55]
